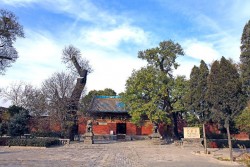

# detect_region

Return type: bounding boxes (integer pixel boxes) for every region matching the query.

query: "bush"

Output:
[207,133,227,139]
[31,131,62,138]
[0,137,60,147]
[0,137,10,146]
[207,139,250,148]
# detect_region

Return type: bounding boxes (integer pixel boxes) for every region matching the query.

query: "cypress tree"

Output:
[240,20,250,100]
[189,60,209,153]
[206,57,245,161]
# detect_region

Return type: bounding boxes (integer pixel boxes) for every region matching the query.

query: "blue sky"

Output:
[1,0,250,105]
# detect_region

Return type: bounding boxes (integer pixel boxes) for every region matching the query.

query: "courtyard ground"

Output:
[0,140,246,167]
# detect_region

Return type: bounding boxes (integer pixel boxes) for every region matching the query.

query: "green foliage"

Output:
[124,40,186,139]
[206,57,245,122]
[138,40,184,77]
[235,101,250,133]
[123,66,170,125]
[0,138,60,147]
[189,60,209,123]
[172,76,189,113]
[184,112,200,127]
[0,9,25,74]
[206,57,246,161]
[240,20,250,99]
[0,122,8,136]
[8,109,30,137]
[8,105,23,117]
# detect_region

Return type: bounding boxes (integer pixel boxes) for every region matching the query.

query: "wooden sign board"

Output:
[183,127,200,138]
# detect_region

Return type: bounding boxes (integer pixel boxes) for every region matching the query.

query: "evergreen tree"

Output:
[189,65,200,112]
[206,57,246,161]
[189,60,209,153]
[235,101,250,133]
[240,20,250,100]
[8,109,30,137]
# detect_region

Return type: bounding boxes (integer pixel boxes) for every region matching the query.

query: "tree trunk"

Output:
[203,123,207,154]
[68,71,88,141]
[172,112,179,139]
[225,121,233,161]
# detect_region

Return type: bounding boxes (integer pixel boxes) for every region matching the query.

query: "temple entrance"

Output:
[116,123,126,134]
[116,123,126,140]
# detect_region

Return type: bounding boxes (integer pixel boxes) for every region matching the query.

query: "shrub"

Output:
[0,137,60,147]
[0,137,10,146]
[207,139,250,148]
[31,131,62,138]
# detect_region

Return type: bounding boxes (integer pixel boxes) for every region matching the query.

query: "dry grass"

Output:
[236,153,250,167]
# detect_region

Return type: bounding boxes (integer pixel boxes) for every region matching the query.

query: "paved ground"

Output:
[0,140,246,167]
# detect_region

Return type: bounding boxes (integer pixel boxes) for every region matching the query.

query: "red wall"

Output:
[77,116,153,135]
[232,132,249,140]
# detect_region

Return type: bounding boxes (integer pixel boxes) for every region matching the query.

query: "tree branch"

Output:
[0,56,12,60]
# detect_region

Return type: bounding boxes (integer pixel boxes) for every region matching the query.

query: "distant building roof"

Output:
[88,96,127,113]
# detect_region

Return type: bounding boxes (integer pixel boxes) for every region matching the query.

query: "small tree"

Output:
[8,108,29,137]
[235,101,250,134]
[0,9,24,74]
[206,57,246,161]
[0,122,8,136]
[189,60,210,154]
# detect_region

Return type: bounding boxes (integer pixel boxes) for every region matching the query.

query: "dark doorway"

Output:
[116,123,126,134]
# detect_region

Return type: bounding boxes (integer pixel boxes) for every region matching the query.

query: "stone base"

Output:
[181,138,203,148]
[150,133,163,145]
[84,132,94,144]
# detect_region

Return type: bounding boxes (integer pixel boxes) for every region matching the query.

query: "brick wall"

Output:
[77,116,153,135]
[141,122,153,135]
[232,132,249,140]
[126,122,137,135]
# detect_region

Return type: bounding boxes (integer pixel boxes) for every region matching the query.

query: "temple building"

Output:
[78,96,153,139]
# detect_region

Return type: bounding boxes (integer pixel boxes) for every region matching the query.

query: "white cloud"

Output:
[183,39,220,63]
[76,49,147,94]
[0,27,147,96]
[82,25,150,49]
[2,0,121,26]
[1,29,64,88]
[173,56,200,79]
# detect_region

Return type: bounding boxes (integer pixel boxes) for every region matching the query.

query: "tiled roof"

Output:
[88,96,127,113]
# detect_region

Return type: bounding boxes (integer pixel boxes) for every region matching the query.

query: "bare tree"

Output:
[0,81,24,106]
[0,9,24,74]
[41,45,91,139]
[1,45,91,139]
[63,45,91,139]
[0,82,46,115]
[41,72,76,135]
